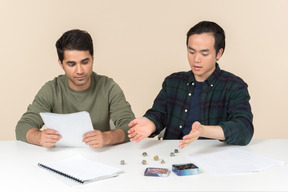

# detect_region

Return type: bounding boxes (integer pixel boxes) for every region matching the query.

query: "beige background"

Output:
[1,0,287,140]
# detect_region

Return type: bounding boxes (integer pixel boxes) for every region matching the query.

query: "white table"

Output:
[0,139,287,191]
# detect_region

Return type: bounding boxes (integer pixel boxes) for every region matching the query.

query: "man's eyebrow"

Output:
[66,61,76,64]
[188,46,210,52]
[200,49,210,52]
[65,58,90,64]
[81,58,90,62]
[188,46,195,51]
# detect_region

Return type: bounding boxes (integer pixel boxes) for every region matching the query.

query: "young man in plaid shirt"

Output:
[128,21,253,148]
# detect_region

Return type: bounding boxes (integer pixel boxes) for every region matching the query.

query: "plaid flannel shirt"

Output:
[144,64,254,145]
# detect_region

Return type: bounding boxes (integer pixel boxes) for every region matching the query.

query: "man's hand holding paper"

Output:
[40,111,94,148]
[83,130,106,148]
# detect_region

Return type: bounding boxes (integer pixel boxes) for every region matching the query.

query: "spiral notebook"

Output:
[38,155,123,184]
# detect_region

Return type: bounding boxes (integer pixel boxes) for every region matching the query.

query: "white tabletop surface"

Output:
[0,139,287,192]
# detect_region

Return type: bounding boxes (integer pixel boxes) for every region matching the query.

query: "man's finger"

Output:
[128,119,137,127]
[43,129,59,135]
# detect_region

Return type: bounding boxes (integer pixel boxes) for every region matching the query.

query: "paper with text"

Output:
[188,148,285,176]
[40,111,94,147]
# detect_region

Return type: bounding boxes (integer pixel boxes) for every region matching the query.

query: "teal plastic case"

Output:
[172,163,199,176]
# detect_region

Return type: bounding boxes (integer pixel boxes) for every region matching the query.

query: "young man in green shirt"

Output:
[16,29,135,148]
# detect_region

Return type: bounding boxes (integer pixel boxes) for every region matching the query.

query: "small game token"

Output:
[120,160,125,165]
[142,152,148,157]
[154,155,159,161]
[170,152,175,157]
[161,159,165,164]
[142,160,147,165]
[174,149,179,153]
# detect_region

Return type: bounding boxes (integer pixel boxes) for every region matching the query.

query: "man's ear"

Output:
[58,59,64,69]
[216,48,224,61]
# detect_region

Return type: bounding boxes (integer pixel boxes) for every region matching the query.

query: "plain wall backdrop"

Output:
[1,0,287,140]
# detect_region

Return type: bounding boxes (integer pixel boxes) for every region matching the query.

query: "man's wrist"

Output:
[198,124,204,137]
[103,129,125,146]
[26,128,41,146]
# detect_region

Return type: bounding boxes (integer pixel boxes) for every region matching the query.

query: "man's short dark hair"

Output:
[186,21,225,55]
[56,29,94,63]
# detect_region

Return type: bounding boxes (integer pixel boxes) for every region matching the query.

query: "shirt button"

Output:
[185,109,188,112]
[211,84,213,87]
[179,125,182,129]
[186,83,189,86]
[192,82,195,86]
[188,93,192,96]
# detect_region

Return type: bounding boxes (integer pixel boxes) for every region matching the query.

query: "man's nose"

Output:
[76,64,84,74]
[194,53,201,63]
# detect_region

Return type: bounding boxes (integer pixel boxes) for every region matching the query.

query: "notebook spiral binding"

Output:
[38,163,84,184]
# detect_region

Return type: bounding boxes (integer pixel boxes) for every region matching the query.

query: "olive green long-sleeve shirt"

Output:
[16,72,135,142]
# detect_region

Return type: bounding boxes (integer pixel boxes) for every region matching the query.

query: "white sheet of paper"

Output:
[188,148,285,176]
[40,111,94,147]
